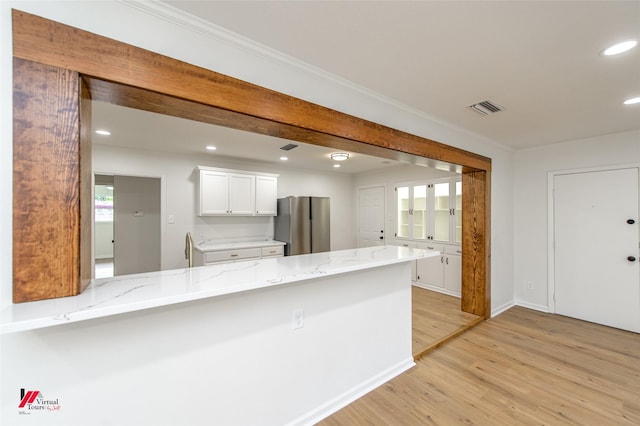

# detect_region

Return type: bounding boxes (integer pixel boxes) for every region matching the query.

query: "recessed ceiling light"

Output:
[330,152,349,161]
[95,129,111,136]
[624,97,640,105]
[206,145,217,151]
[602,40,637,56]
[280,156,288,161]
[333,164,341,168]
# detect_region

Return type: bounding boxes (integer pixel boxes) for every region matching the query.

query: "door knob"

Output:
[627,219,636,224]
[628,256,637,262]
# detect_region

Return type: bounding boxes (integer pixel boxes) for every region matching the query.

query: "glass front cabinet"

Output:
[396,178,461,244]
[396,178,462,296]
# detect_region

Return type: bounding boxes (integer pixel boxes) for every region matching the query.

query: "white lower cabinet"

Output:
[194,244,284,266]
[415,244,462,296]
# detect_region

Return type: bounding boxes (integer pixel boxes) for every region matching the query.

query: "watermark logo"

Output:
[18,388,61,414]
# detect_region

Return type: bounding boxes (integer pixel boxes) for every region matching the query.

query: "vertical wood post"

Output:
[12,58,88,302]
[461,171,491,318]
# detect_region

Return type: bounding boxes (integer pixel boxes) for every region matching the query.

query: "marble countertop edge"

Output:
[1,246,435,335]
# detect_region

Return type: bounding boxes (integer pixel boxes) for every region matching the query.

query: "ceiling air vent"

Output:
[468,100,503,116]
[280,143,299,151]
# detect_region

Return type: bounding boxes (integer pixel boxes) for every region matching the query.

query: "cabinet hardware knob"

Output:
[379,236,384,240]
[628,256,637,262]
[627,219,636,225]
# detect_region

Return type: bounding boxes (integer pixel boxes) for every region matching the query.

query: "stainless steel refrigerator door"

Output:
[310,197,330,253]
[289,196,312,255]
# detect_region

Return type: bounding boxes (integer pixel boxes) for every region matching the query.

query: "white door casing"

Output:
[551,166,639,332]
[358,186,385,247]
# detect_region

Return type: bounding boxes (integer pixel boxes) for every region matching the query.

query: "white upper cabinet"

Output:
[197,166,278,216]
[199,170,231,215]
[255,176,278,215]
[228,173,255,215]
[396,177,461,244]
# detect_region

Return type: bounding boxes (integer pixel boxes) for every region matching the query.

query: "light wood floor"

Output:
[411,286,482,359]
[320,306,640,425]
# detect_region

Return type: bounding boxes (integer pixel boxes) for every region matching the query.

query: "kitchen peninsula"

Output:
[2,246,435,425]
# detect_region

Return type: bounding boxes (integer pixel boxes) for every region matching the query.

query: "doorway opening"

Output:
[94,174,114,278]
[93,173,162,278]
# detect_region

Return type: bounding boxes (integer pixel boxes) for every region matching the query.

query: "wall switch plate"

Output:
[527,281,535,290]
[292,308,304,330]
[168,214,175,224]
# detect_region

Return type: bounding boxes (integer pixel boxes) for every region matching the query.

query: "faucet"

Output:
[185,232,194,268]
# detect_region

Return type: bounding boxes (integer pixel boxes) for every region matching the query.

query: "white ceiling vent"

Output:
[468,100,504,116]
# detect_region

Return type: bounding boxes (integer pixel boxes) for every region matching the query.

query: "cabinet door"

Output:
[396,186,410,238]
[228,174,254,215]
[453,181,462,244]
[255,176,278,215]
[444,253,461,295]
[433,182,450,242]
[416,254,444,288]
[200,171,229,215]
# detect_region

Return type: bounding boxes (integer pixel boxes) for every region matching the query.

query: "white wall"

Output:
[94,144,356,271]
[514,129,640,311]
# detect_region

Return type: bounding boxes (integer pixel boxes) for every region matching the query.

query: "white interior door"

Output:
[358,186,385,247]
[114,175,162,276]
[554,167,639,332]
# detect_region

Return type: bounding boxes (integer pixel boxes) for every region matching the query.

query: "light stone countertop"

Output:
[1,246,436,334]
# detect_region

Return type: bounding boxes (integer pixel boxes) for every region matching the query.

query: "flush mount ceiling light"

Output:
[330,152,349,161]
[280,156,288,161]
[206,145,217,151]
[624,97,640,105]
[602,40,637,56]
[333,164,341,168]
[95,129,111,136]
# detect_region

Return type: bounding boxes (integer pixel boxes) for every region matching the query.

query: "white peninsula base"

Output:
[1,247,432,425]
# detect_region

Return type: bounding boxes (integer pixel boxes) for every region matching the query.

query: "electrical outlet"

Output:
[527,281,535,290]
[292,308,304,330]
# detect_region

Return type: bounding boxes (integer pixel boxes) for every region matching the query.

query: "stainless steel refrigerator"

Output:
[274,196,330,256]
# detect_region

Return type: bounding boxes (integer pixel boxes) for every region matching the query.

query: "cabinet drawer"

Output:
[416,243,443,253]
[261,246,284,257]
[444,246,462,255]
[204,248,261,263]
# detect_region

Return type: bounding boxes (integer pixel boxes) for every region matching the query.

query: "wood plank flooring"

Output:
[320,306,640,425]
[411,286,482,359]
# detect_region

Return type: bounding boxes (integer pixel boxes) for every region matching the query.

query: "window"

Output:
[95,185,114,222]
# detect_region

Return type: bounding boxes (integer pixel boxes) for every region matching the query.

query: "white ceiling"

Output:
[160,0,640,149]
[92,102,409,175]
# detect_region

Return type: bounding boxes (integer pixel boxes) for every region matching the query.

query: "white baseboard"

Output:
[491,300,515,317]
[287,357,416,426]
[412,282,461,298]
[515,299,550,313]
